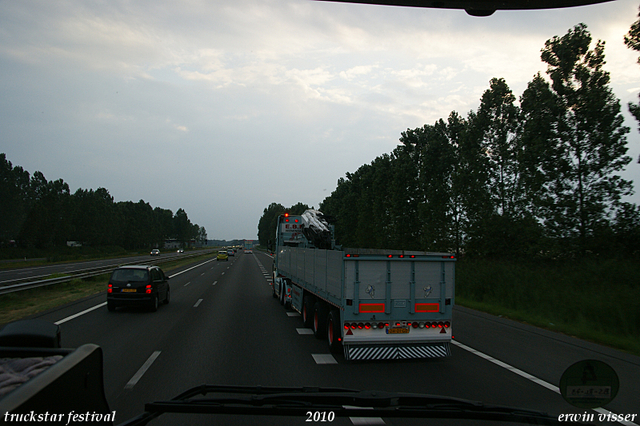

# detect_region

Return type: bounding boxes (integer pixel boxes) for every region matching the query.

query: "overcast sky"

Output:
[1,0,639,241]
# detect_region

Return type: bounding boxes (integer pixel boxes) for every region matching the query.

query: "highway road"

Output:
[0,250,212,284]
[17,251,640,425]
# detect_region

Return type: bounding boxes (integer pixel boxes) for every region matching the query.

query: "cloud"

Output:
[1,0,638,240]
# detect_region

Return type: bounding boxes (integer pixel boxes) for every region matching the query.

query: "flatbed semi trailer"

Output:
[272,211,455,361]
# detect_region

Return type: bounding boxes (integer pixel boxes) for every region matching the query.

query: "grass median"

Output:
[0,252,217,326]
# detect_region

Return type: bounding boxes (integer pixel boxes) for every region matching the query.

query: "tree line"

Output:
[0,154,206,250]
[318,24,639,258]
[257,23,640,259]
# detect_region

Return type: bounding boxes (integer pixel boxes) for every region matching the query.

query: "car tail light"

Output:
[145,284,152,294]
[108,284,112,294]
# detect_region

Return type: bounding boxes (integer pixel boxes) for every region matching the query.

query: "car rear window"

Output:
[111,269,149,282]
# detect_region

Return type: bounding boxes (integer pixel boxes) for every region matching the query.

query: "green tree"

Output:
[71,188,116,246]
[257,203,285,248]
[540,24,632,253]
[624,6,640,137]
[476,78,521,218]
[173,208,194,246]
[0,154,31,244]
[19,172,72,248]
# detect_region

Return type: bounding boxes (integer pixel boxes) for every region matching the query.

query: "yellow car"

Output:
[217,250,228,261]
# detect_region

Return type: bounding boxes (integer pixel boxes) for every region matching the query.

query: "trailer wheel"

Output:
[282,279,291,309]
[302,294,315,328]
[327,309,342,353]
[312,301,329,339]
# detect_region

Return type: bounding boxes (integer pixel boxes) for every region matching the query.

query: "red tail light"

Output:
[107,284,112,294]
[145,284,152,294]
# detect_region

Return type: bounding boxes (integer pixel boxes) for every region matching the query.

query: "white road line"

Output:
[286,312,300,317]
[296,328,314,335]
[184,282,191,286]
[213,281,217,286]
[312,354,337,364]
[55,302,106,325]
[193,299,203,308]
[451,340,638,426]
[168,258,217,278]
[452,340,560,394]
[125,351,161,390]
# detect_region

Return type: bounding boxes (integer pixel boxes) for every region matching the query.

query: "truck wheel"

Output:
[302,294,314,328]
[283,280,292,309]
[278,280,284,305]
[327,309,342,353]
[313,301,329,339]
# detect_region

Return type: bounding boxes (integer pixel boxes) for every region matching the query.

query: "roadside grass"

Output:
[456,257,640,356]
[0,252,217,326]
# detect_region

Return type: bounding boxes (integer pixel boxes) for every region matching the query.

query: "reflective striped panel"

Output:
[345,343,450,361]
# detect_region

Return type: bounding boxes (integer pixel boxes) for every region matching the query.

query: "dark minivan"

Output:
[107,265,170,312]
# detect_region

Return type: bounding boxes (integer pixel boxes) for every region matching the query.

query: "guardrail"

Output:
[0,250,216,296]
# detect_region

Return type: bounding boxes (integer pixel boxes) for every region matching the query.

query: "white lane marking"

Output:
[200,272,205,276]
[125,351,161,390]
[168,258,217,278]
[312,354,337,364]
[193,299,203,308]
[221,272,225,275]
[184,282,191,287]
[451,340,638,426]
[348,410,386,426]
[296,328,314,335]
[55,302,106,325]
[452,340,559,394]
[286,312,300,317]
[213,281,217,286]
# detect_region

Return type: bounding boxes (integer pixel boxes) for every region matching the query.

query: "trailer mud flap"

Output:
[344,342,451,361]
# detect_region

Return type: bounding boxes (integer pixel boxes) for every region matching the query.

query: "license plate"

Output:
[387,327,409,334]
[121,289,137,293]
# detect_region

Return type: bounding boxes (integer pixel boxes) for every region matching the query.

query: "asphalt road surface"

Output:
[18,251,640,426]
[0,250,211,285]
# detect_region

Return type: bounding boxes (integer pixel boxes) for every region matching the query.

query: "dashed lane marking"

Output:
[296,328,314,335]
[55,303,106,325]
[312,354,337,364]
[193,299,203,308]
[125,351,161,390]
